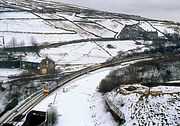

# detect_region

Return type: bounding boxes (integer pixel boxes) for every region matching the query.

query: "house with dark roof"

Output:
[117,24,158,40]
[117,24,144,39]
[21,56,55,75]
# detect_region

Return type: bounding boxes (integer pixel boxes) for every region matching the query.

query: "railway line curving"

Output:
[0,55,153,125]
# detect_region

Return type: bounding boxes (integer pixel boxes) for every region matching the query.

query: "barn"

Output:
[117,24,144,40]
[21,56,55,75]
[117,24,158,40]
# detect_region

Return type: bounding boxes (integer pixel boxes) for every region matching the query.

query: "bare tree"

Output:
[47,105,58,125]
[19,40,25,47]
[10,37,17,47]
[30,36,37,46]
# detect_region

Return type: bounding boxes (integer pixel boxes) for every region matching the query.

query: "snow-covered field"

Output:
[0,68,25,81]
[32,68,117,126]
[150,21,177,34]
[0,68,24,77]
[40,40,142,65]
[0,9,179,46]
[0,12,36,19]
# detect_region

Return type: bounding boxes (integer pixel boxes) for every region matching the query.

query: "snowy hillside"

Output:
[0,0,179,46]
[0,0,179,69]
[39,40,142,65]
[30,68,117,126]
[0,0,180,126]
[106,84,180,126]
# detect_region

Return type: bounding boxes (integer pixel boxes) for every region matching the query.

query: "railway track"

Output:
[0,55,154,125]
[0,90,44,125]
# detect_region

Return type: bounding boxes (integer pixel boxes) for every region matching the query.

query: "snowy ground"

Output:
[33,68,117,126]
[0,68,25,82]
[40,40,143,65]
[107,84,180,126]
[0,10,179,46]
[0,1,180,125]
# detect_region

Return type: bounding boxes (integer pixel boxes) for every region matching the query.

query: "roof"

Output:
[22,56,45,63]
[121,24,145,33]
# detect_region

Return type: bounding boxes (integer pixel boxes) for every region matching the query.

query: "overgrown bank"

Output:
[98,54,180,93]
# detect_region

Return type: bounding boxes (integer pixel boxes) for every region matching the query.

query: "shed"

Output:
[21,56,55,75]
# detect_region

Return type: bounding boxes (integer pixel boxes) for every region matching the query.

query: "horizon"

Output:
[50,0,180,23]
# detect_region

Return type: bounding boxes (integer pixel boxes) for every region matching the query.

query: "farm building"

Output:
[21,56,55,75]
[0,51,20,68]
[117,25,144,39]
[117,24,158,40]
[143,31,158,40]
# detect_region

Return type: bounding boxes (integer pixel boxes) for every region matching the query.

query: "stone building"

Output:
[21,57,55,75]
[117,24,158,40]
[117,25,144,39]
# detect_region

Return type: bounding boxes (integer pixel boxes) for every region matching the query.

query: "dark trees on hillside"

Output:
[98,58,180,93]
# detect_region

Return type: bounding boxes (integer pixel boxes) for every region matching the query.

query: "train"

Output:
[42,87,49,96]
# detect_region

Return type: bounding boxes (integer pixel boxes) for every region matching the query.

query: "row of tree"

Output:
[98,56,180,93]
[5,36,38,48]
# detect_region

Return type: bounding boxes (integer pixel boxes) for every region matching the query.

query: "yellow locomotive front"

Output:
[42,87,49,96]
